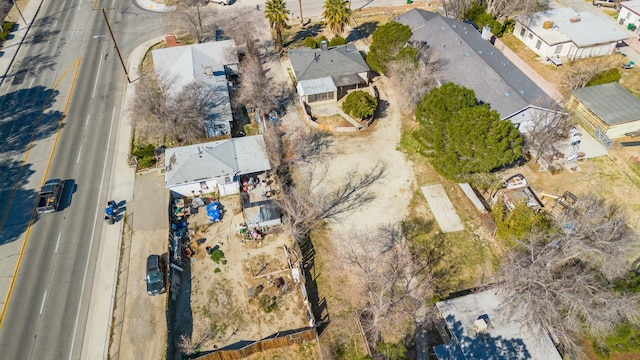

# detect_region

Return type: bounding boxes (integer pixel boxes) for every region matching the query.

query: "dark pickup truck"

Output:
[36,179,64,214]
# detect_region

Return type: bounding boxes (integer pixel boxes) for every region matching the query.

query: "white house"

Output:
[164,135,271,197]
[514,8,629,61]
[619,0,640,31]
[152,40,239,138]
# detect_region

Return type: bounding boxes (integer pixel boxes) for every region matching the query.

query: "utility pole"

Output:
[12,0,26,24]
[298,0,303,26]
[96,7,131,83]
[196,2,203,43]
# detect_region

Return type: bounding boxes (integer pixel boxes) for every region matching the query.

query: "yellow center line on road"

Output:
[0,57,82,329]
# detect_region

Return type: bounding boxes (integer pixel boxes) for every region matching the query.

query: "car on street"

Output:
[592,0,622,8]
[146,255,165,296]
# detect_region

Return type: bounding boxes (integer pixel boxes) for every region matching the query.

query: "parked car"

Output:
[208,0,230,5]
[146,255,165,296]
[592,0,621,8]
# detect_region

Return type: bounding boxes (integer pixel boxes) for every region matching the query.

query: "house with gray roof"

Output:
[152,40,239,138]
[288,42,370,104]
[435,288,563,360]
[514,8,629,61]
[164,135,270,197]
[395,9,555,129]
[569,82,640,142]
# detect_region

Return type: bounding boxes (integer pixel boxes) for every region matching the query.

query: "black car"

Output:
[146,255,165,296]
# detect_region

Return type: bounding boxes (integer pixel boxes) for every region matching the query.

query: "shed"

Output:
[568,82,640,140]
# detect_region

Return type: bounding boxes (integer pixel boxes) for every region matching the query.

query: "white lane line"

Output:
[55,233,61,253]
[92,55,103,99]
[68,106,117,360]
[76,145,83,164]
[40,290,47,315]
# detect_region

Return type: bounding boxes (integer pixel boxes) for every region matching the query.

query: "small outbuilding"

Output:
[619,1,640,31]
[568,82,640,144]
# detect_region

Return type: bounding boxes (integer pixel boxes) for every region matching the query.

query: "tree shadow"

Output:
[284,23,324,48]
[346,21,379,42]
[27,15,62,45]
[435,314,532,359]
[298,233,328,333]
[0,86,63,154]
[0,160,37,246]
[0,85,64,245]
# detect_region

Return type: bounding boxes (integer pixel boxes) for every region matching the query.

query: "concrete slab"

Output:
[420,184,465,233]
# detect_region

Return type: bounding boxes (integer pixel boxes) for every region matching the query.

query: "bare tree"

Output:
[387,43,440,114]
[167,1,218,43]
[132,71,219,144]
[561,57,619,90]
[520,100,574,164]
[343,220,458,341]
[177,326,212,356]
[485,0,543,19]
[499,195,640,358]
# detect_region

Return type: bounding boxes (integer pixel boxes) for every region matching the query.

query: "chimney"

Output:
[320,40,328,51]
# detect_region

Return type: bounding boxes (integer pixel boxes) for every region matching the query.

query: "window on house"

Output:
[520,27,526,37]
[307,91,333,103]
[536,40,542,50]
[528,33,533,39]
[555,45,563,54]
[200,181,209,190]
[224,176,231,183]
[626,12,632,20]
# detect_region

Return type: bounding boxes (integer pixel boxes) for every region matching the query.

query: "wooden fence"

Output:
[195,328,317,360]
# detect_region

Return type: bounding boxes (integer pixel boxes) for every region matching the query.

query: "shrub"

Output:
[2,22,14,33]
[587,68,621,86]
[342,90,378,119]
[329,36,346,46]
[214,267,221,273]
[210,249,225,264]
[132,143,156,169]
[304,36,318,49]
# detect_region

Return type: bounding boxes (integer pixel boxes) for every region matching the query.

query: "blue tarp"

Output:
[206,201,222,222]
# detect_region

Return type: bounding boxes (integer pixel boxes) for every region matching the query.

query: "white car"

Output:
[209,0,230,5]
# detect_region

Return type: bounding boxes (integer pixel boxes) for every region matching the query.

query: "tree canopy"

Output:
[322,0,351,35]
[366,22,415,74]
[342,90,377,119]
[499,195,640,358]
[414,83,522,179]
[264,0,290,49]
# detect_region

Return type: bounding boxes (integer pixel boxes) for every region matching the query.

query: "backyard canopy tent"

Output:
[243,203,281,229]
[206,201,222,222]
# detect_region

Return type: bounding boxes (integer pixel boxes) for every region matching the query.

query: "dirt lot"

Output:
[174,194,310,352]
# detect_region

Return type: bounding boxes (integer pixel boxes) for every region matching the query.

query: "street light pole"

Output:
[100,8,131,83]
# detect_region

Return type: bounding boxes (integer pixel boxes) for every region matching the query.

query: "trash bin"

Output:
[406,0,412,3]
[628,23,636,30]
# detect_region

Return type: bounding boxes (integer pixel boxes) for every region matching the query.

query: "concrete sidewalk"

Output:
[0,0,44,89]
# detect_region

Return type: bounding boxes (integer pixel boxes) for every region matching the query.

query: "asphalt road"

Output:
[0,1,161,359]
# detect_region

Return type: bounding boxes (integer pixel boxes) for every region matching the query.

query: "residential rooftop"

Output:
[288,44,369,83]
[516,8,629,47]
[435,289,562,360]
[571,82,640,125]
[395,9,552,120]
[164,135,270,188]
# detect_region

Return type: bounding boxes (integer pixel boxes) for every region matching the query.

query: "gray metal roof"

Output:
[288,44,369,84]
[152,41,238,137]
[395,9,553,120]
[516,8,629,47]
[297,77,337,96]
[435,289,562,360]
[571,82,640,125]
[164,135,271,187]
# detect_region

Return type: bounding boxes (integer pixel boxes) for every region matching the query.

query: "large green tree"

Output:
[366,21,416,74]
[265,0,291,50]
[414,83,522,180]
[322,0,352,35]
